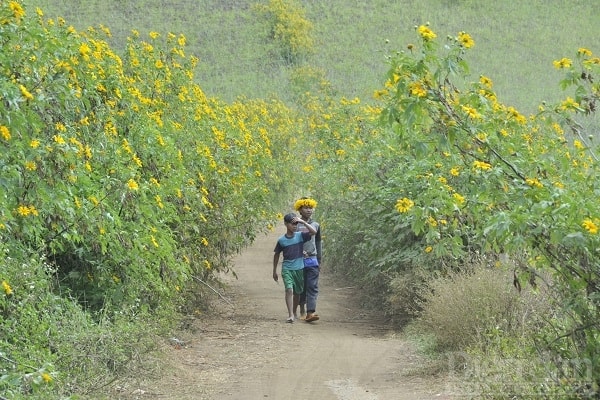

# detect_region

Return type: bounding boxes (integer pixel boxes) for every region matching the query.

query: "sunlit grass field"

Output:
[32,0,598,113]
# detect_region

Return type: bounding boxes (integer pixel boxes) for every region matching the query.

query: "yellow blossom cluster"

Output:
[395,197,414,213]
[16,204,38,217]
[2,280,13,295]
[294,197,317,210]
[417,25,436,41]
[582,218,598,234]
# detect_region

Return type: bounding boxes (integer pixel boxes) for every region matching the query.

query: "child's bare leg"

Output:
[285,288,294,321]
[292,293,300,319]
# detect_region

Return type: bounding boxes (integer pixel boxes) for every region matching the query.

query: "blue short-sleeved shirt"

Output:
[274,232,312,271]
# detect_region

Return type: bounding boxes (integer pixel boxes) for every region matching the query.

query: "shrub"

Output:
[253,0,314,64]
[0,242,162,399]
[415,264,549,352]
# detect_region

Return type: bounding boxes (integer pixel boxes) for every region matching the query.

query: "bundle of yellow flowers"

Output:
[294,197,317,210]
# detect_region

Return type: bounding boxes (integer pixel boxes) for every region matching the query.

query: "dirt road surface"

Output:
[115,230,460,399]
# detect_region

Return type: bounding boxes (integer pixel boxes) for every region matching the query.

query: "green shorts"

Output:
[282,269,304,294]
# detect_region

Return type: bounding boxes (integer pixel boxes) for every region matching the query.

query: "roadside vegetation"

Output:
[2,0,599,398]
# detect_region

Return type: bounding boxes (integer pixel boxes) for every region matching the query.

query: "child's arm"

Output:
[272,252,280,282]
[295,218,317,236]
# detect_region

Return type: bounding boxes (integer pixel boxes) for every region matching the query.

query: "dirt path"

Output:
[115,230,458,399]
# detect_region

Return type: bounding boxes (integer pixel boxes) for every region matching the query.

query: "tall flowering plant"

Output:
[374,24,600,394]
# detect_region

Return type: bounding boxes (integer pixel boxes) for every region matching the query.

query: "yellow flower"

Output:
[409,81,427,97]
[525,178,543,188]
[55,122,67,132]
[582,219,598,234]
[9,1,25,20]
[201,237,209,246]
[553,57,572,69]
[417,25,437,41]
[294,197,318,211]
[201,196,213,208]
[41,373,52,383]
[559,97,579,111]
[453,193,465,204]
[373,89,389,100]
[461,105,481,119]
[450,167,460,176]
[479,76,493,88]
[424,246,433,253]
[19,85,33,100]
[395,197,414,213]
[30,139,40,148]
[16,204,38,217]
[458,31,474,48]
[2,280,13,295]
[127,178,139,191]
[203,260,211,270]
[79,43,91,59]
[578,48,592,56]
[122,138,132,154]
[0,125,10,140]
[472,160,492,171]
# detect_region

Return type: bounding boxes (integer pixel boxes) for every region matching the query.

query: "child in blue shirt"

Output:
[273,213,317,323]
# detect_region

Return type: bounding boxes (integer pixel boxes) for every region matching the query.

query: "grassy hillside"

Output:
[31,0,598,112]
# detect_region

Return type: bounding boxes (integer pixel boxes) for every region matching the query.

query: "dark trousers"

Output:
[299,267,319,313]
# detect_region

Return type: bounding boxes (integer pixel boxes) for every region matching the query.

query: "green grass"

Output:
[30,0,599,112]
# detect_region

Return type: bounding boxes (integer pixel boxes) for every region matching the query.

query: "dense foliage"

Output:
[314,25,600,397]
[0,1,301,397]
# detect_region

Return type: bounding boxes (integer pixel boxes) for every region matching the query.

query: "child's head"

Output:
[283,213,297,224]
[283,213,299,231]
[294,197,316,219]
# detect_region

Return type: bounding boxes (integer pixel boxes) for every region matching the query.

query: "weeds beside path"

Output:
[111,230,459,400]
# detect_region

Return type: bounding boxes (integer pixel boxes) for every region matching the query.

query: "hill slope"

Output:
[34,0,598,112]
